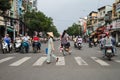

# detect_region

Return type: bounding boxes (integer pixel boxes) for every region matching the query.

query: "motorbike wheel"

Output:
[33,46,37,53]
[106,53,112,61]
[20,47,25,53]
[25,47,29,53]
[2,49,7,54]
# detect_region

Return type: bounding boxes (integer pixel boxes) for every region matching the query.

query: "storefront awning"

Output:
[7,27,13,32]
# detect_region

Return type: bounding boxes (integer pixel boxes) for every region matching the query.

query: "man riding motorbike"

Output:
[14,34,22,52]
[21,33,30,53]
[3,34,11,53]
[103,33,114,57]
[75,36,82,49]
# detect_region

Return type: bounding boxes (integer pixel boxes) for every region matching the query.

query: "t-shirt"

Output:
[4,37,11,45]
[61,33,68,44]
[22,36,30,42]
[105,36,112,46]
[33,36,39,41]
[77,38,82,43]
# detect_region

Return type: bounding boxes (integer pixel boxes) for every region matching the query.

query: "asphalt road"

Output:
[0,41,120,80]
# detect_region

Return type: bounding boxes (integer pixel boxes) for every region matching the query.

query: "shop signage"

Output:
[116,19,120,28]
[116,3,120,12]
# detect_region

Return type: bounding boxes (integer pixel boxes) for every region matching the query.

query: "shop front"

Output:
[112,19,120,43]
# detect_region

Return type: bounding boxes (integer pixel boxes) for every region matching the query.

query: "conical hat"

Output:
[47,32,54,37]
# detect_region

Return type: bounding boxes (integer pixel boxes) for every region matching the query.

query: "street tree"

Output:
[66,23,81,36]
[0,0,11,15]
[24,11,59,37]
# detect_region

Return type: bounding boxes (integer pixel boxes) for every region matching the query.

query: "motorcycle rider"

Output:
[76,35,82,47]
[32,31,41,52]
[3,34,11,52]
[14,34,22,51]
[61,30,71,54]
[104,33,114,56]
[22,33,30,52]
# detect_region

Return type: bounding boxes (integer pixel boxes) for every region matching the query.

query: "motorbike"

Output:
[104,46,114,61]
[89,42,93,48]
[94,42,98,47]
[77,43,82,50]
[62,42,71,56]
[20,41,29,53]
[14,40,22,52]
[1,41,12,53]
[74,42,82,50]
[33,42,41,53]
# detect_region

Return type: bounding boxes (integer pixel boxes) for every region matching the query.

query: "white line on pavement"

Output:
[56,57,65,66]
[114,60,120,63]
[75,57,88,66]
[9,57,31,66]
[0,57,14,63]
[91,57,109,66]
[33,57,47,66]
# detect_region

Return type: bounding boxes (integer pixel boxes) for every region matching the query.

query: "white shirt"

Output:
[22,36,30,42]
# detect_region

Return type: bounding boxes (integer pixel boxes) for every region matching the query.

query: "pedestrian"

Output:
[46,32,59,64]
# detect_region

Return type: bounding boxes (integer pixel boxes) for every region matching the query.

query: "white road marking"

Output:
[56,57,65,66]
[75,57,88,66]
[33,57,47,66]
[0,57,14,63]
[9,57,31,66]
[114,60,120,63]
[91,57,109,66]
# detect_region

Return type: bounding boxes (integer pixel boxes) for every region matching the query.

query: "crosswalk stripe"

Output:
[0,57,14,64]
[9,57,31,66]
[56,57,65,66]
[75,57,88,65]
[33,57,47,66]
[114,60,120,63]
[91,57,109,66]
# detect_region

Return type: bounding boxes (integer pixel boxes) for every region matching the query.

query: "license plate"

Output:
[107,50,112,53]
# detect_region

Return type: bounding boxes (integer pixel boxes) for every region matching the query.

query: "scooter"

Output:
[2,41,12,53]
[20,41,29,53]
[14,40,22,52]
[33,42,41,53]
[105,46,114,61]
[77,43,82,50]
[62,43,71,56]
[89,42,93,48]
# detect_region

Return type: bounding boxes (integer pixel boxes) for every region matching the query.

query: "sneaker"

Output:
[46,62,51,64]
[56,58,59,62]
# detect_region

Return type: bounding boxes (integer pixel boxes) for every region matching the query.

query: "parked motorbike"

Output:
[105,46,114,61]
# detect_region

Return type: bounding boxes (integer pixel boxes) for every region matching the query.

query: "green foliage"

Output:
[24,11,59,37]
[0,0,11,15]
[66,23,82,36]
